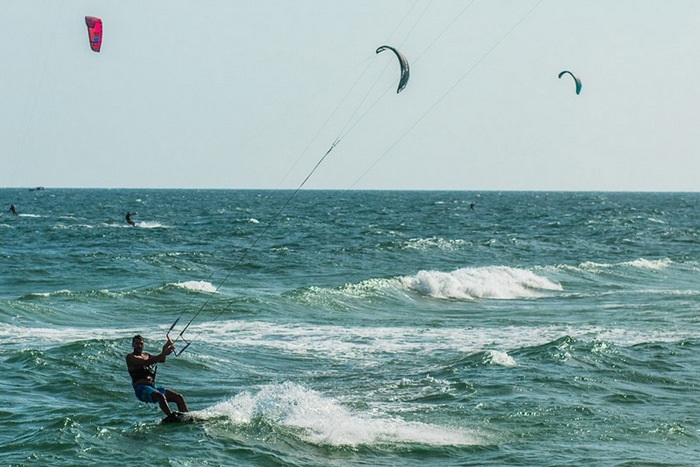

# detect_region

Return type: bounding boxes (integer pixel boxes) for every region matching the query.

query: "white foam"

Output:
[485,350,516,367]
[2,321,699,367]
[404,237,467,251]
[0,325,127,344]
[577,258,672,271]
[136,221,167,229]
[400,266,562,300]
[171,281,218,293]
[647,217,667,224]
[621,258,671,270]
[248,218,260,224]
[204,382,483,447]
[53,224,95,230]
[192,320,700,366]
[25,289,73,298]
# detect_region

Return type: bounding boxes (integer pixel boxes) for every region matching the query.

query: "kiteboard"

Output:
[160,411,203,424]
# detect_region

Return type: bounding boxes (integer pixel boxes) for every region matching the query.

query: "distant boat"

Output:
[29,187,45,191]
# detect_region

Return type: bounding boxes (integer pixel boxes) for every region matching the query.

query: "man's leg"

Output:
[151,390,172,415]
[165,389,189,412]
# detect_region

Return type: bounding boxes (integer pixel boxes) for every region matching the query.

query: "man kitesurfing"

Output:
[126,335,189,421]
[123,42,414,424]
[125,211,136,227]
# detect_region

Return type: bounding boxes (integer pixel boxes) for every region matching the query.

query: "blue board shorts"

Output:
[134,384,167,403]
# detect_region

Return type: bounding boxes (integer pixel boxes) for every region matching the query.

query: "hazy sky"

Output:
[2,1,698,191]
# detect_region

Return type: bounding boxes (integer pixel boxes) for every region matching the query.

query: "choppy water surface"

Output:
[1,189,698,465]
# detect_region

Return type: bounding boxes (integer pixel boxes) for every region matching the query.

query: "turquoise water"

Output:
[1,189,699,465]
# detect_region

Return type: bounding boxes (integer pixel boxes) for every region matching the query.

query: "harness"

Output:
[129,364,157,386]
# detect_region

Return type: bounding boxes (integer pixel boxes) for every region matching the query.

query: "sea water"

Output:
[0,189,698,466]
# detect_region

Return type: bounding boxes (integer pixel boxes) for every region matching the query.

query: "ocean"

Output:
[1,189,698,466]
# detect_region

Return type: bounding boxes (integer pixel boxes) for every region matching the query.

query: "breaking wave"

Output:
[400,266,562,300]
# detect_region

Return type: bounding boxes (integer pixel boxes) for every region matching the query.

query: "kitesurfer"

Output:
[126,335,189,416]
[9,204,18,215]
[125,211,136,227]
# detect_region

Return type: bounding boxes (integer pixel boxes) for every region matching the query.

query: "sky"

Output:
[1,0,699,191]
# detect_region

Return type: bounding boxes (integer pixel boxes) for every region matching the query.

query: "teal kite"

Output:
[558,70,581,95]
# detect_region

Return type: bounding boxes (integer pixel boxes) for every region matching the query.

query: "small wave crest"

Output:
[484,350,517,367]
[20,288,120,300]
[23,289,74,298]
[403,237,467,251]
[203,382,483,447]
[170,281,218,293]
[400,266,562,300]
[620,258,672,270]
[577,258,672,271]
[290,278,404,310]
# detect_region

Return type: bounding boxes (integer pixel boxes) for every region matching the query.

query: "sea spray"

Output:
[203,382,485,447]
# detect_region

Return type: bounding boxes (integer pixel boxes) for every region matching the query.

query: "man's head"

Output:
[132,335,144,354]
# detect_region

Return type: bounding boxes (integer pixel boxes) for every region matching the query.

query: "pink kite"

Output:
[85,16,103,52]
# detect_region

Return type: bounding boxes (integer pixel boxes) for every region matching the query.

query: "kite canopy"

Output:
[85,16,103,52]
[558,70,581,95]
[376,45,410,94]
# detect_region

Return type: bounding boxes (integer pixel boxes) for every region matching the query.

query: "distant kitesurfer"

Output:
[469,202,476,210]
[125,211,136,227]
[126,335,189,416]
[9,204,18,215]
